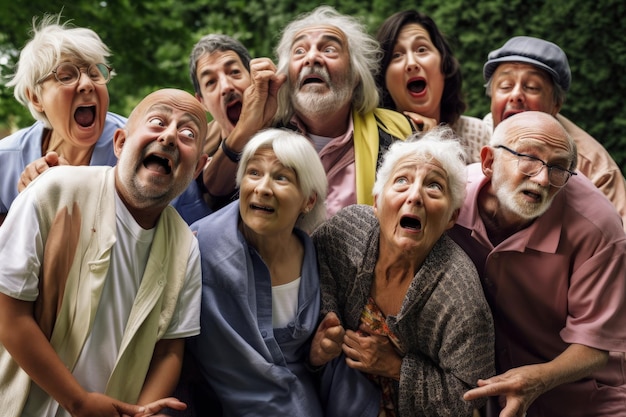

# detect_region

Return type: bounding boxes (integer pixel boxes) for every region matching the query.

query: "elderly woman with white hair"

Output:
[310,126,495,417]
[0,15,126,226]
[187,128,328,416]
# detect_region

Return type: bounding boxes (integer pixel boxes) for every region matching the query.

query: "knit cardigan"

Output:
[312,204,495,417]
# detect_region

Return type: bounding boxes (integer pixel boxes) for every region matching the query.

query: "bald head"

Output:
[491,111,577,170]
[127,88,208,144]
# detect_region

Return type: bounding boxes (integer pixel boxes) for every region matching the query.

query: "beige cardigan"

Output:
[0,166,193,416]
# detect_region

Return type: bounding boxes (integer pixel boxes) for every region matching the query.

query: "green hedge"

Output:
[1,0,624,174]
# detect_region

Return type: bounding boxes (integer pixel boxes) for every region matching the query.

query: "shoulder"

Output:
[555,174,624,239]
[317,204,376,234]
[0,123,44,153]
[34,165,111,189]
[105,111,128,128]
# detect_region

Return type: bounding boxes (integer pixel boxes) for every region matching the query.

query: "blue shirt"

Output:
[0,112,125,214]
[189,201,323,417]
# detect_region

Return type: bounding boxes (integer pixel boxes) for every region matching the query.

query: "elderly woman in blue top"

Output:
[309,128,495,417]
[0,15,126,226]
[188,128,328,416]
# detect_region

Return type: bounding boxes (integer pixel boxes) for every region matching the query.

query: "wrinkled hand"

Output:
[403,111,438,132]
[18,151,69,192]
[342,323,402,380]
[67,392,144,417]
[309,312,345,367]
[463,365,548,417]
[128,397,187,417]
[237,57,286,134]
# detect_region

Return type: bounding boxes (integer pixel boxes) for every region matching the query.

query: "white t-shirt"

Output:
[0,191,201,417]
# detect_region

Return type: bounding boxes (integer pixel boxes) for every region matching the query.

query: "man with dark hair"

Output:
[190,34,285,209]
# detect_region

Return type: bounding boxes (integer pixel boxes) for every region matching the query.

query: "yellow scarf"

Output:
[352,108,413,205]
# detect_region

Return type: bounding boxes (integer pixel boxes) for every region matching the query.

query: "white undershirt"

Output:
[272,277,301,328]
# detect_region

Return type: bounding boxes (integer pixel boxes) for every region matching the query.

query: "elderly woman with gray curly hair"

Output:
[310,126,495,417]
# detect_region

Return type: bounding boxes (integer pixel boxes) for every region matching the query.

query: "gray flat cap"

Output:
[483,36,571,92]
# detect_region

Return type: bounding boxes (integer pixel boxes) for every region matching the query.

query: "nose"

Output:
[508,84,525,103]
[406,52,420,73]
[218,73,234,96]
[406,182,423,206]
[530,165,550,187]
[254,174,273,196]
[304,47,323,67]
[76,71,95,93]
[158,122,177,147]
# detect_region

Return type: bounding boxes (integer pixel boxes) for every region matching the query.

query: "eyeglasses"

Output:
[37,62,112,85]
[496,145,577,187]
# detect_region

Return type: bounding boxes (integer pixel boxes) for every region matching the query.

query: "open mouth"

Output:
[226,101,242,125]
[74,105,96,127]
[250,203,274,213]
[302,76,324,86]
[400,215,422,231]
[503,110,524,120]
[522,189,542,202]
[407,79,426,94]
[143,154,172,174]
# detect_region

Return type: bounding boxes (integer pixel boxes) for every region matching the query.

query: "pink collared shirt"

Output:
[449,163,626,416]
[292,116,357,218]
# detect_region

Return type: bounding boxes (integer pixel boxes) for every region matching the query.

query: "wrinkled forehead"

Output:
[134,90,206,126]
[499,113,572,155]
[292,25,349,48]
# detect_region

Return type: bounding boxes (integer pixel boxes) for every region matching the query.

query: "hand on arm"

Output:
[309,311,346,367]
[203,57,287,197]
[18,151,69,192]
[131,338,187,415]
[463,344,609,417]
[342,323,402,380]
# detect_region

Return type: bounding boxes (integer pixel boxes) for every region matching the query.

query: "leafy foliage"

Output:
[1,0,624,173]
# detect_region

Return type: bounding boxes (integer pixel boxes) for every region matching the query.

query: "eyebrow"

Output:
[147,104,202,129]
[199,58,241,77]
[293,33,345,47]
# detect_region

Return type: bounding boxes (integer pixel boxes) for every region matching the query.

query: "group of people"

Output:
[0,5,624,417]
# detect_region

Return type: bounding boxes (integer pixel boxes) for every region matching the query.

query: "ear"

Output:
[113,128,127,158]
[445,208,460,230]
[303,193,317,213]
[372,194,379,215]
[193,153,209,179]
[26,88,44,113]
[480,146,496,178]
[195,92,210,112]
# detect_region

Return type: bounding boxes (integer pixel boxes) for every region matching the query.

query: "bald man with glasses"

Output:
[449,111,626,417]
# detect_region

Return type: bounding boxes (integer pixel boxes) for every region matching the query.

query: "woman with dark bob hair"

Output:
[375,10,490,162]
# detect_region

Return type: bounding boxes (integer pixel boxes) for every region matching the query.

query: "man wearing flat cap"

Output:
[483,36,626,231]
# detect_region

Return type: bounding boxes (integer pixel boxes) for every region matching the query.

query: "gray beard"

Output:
[291,83,354,118]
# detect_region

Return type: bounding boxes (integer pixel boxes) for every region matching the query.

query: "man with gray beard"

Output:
[448,111,626,417]
[273,5,413,217]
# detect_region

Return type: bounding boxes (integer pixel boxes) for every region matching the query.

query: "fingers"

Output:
[134,397,187,417]
[403,111,438,132]
[17,155,55,192]
[320,311,341,329]
[309,312,345,366]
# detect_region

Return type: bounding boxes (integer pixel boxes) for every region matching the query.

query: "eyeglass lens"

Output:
[517,156,570,186]
[54,63,110,85]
